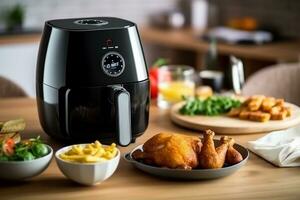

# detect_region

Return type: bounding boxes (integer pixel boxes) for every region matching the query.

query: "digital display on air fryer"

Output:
[101,52,125,77]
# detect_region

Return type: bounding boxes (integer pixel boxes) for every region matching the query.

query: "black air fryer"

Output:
[36,17,149,146]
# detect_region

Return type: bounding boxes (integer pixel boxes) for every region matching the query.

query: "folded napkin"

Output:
[248,126,300,167]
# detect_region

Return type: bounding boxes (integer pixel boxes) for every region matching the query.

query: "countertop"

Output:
[0,98,300,200]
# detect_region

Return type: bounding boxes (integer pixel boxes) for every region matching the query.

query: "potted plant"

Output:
[4,4,25,32]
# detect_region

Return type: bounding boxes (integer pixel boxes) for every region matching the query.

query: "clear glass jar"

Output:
[158,65,195,109]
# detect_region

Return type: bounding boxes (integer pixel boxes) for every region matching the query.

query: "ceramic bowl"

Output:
[0,145,53,180]
[55,144,120,186]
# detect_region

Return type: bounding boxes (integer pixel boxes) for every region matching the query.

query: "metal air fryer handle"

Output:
[112,87,132,146]
[230,56,245,95]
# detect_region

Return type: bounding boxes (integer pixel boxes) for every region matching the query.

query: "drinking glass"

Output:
[158,65,195,108]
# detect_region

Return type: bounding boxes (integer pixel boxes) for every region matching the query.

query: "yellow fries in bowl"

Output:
[55,141,120,185]
[59,141,118,163]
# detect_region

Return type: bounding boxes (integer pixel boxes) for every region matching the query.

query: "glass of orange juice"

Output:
[158,65,195,108]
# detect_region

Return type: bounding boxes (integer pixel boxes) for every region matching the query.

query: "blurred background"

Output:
[0,0,300,101]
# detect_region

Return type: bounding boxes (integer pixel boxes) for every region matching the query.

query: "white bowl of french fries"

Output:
[55,141,120,186]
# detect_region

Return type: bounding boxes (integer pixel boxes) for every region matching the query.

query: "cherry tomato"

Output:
[149,58,169,99]
[2,138,15,156]
[149,74,158,99]
[149,67,159,80]
[149,67,160,99]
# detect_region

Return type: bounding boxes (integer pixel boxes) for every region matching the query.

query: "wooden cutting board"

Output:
[170,102,300,134]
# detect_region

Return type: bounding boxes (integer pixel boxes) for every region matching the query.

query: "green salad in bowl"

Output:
[0,118,53,180]
[0,135,49,161]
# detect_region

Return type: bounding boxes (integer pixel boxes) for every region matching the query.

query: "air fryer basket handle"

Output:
[113,87,132,146]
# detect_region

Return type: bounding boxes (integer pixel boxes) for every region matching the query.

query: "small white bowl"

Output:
[0,145,53,180]
[55,144,120,186]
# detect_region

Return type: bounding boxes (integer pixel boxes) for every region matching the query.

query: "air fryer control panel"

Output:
[40,19,148,88]
[101,52,125,77]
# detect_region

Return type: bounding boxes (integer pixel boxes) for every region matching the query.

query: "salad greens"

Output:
[0,136,49,161]
[179,96,241,116]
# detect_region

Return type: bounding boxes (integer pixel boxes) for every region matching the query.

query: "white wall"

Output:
[0,43,39,97]
[0,0,179,97]
[0,0,178,29]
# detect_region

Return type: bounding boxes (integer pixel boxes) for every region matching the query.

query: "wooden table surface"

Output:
[0,98,300,200]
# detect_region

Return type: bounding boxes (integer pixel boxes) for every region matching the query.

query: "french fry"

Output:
[248,96,264,111]
[261,97,276,112]
[229,95,292,122]
[249,111,271,122]
[275,99,285,107]
[271,110,288,120]
[227,107,242,117]
[239,110,250,120]
[59,141,117,163]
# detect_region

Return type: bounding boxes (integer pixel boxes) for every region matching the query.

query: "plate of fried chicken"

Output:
[124,130,249,180]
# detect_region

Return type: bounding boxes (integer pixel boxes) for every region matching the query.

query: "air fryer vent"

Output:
[74,19,108,26]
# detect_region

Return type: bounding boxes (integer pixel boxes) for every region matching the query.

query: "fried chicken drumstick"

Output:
[223,137,243,165]
[198,130,230,169]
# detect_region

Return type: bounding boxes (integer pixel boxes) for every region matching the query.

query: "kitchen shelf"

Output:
[140,26,300,64]
[0,33,41,45]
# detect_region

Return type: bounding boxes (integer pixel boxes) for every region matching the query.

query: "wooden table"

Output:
[0,98,300,200]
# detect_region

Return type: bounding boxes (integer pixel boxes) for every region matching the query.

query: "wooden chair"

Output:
[0,76,27,97]
[242,63,300,105]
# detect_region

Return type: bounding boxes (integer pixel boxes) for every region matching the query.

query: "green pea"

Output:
[32,143,48,157]
[23,152,35,161]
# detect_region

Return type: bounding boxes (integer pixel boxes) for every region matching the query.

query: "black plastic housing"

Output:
[36,17,149,144]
